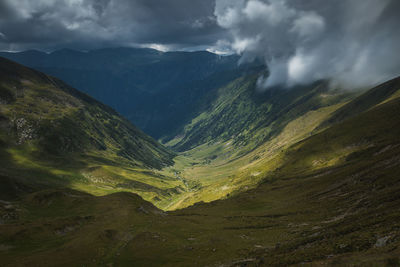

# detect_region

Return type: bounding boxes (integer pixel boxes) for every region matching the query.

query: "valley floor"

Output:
[157,102,346,210]
[1,134,400,266]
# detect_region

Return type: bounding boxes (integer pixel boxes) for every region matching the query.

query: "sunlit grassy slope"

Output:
[160,74,359,209]
[1,76,400,266]
[0,57,185,205]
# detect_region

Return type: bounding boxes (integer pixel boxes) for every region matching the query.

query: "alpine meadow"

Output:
[1,0,400,266]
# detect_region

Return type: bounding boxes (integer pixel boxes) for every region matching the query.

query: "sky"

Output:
[1,0,400,89]
[0,0,224,52]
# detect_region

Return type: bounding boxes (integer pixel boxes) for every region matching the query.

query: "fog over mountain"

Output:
[214,0,400,89]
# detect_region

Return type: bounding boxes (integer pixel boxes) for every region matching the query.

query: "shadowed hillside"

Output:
[0,57,184,205]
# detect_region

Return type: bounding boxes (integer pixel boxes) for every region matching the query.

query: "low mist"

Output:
[214,0,400,90]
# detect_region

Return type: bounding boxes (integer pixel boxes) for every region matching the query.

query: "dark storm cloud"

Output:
[0,0,224,51]
[214,0,400,89]
[1,0,399,89]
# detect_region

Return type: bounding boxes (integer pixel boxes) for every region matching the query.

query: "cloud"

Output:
[1,0,399,90]
[291,12,324,38]
[0,0,224,51]
[214,0,400,89]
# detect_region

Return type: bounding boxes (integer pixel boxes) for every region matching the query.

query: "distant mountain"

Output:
[0,57,181,203]
[0,48,260,139]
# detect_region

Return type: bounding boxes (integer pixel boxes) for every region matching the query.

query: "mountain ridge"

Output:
[0,57,186,205]
[0,48,256,139]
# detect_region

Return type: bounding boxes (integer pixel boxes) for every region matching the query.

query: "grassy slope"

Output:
[0,57,184,207]
[319,76,400,129]
[1,79,400,266]
[0,57,361,211]
[169,74,354,151]
[161,74,357,209]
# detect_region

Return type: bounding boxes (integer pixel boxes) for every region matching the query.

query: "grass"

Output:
[156,74,358,209]
[0,58,361,210]
[1,96,400,265]
[159,102,348,210]
[1,58,400,265]
[0,57,182,208]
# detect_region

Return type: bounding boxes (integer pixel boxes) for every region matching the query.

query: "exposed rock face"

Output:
[375,236,391,248]
[14,117,37,144]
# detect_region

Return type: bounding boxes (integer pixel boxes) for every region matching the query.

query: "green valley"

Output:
[159,74,356,210]
[2,0,400,265]
[1,56,400,266]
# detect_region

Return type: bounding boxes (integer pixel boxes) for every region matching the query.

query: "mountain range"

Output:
[0,48,261,140]
[0,50,400,266]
